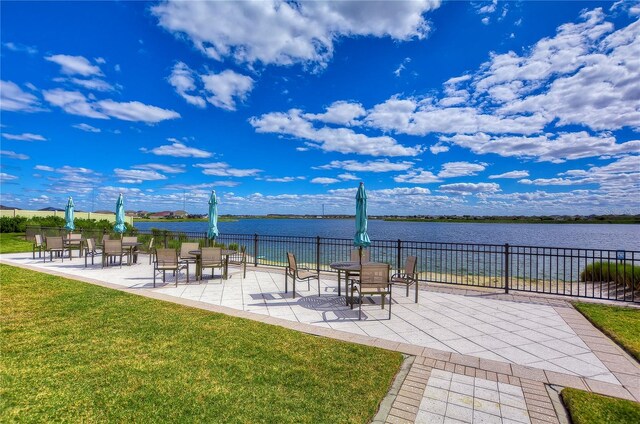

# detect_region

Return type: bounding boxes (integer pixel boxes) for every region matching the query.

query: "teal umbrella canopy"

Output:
[354,182,371,249]
[113,193,127,234]
[64,197,75,231]
[207,190,219,240]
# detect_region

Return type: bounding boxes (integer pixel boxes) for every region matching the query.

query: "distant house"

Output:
[148,211,173,219]
[173,210,187,218]
[39,207,64,212]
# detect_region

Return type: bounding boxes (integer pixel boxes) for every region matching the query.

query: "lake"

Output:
[134,219,640,251]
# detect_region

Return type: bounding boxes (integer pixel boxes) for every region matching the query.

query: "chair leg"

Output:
[358,293,363,320]
[406,284,409,297]
[153,270,156,288]
[285,272,288,294]
[415,281,418,303]
[389,289,392,319]
[317,276,321,297]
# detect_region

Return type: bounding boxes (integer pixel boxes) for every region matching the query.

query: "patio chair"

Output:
[285,252,320,299]
[103,240,126,268]
[123,236,139,263]
[179,242,199,279]
[200,247,224,280]
[154,248,186,287]
[66,233,83,258]
[101,234,110,246]
[228,245,247,278]
[44,236,68,262]
[351,263,392,320]
[84,238,102,267]
[350,248,371,263]
[391,256,419,303]
[147,237,156,264]
[33,234,44,259]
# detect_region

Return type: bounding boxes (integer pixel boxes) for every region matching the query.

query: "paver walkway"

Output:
[2,252,639,423]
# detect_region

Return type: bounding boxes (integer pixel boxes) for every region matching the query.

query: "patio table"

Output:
[189,249,236,281]
[122,241,142,265]
[63,238,84,258]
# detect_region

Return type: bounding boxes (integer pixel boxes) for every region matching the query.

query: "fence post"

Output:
[397,239,402,272]
[316,236,321,274]
[254,234,259,267]
[204,232,208,247]
[504,243,510,294]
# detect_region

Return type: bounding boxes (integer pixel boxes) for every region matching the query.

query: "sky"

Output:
[1,1,639,216]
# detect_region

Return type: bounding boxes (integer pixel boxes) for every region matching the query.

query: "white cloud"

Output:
[194,162,262,177]
[42,89,180,123]
[152,0,440,68]
[45,54,103,76]
[141,141,212,158]
[261,176,305,183]
[311,177,341,184]
[489,170,530,179]
[34,165,54,172]
[2,132,46,141]
[68,77,115,92]
[0,150,29,160]
[3,42,38,55]
[0,80,43,112]
[337,173,359,181]
[441,132,640,163]
[72,123,101,133]
[201,70,254,111]
[305,101,366,126]
[0,173,18,182]
[518,178,578,186]
[429,142,450,154]
[250,109,422,157]
[438,182,501,195]
[114,168,168,184]
[316,159,414,172]
[394,169,441,184]
[168,62,206,108]
[438,161,487,178]
[134,163,186,174]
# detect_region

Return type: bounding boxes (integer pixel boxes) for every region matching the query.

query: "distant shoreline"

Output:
[133,215,640,225]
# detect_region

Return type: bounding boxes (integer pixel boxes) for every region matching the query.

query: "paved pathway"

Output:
[2,252,639,423]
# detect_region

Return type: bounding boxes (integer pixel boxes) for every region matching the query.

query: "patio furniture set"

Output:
[286,249,419,320]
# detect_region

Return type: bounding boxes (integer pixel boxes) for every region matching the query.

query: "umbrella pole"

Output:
[359,246,362,265]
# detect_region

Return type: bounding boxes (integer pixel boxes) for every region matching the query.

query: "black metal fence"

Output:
[26,226,640,303]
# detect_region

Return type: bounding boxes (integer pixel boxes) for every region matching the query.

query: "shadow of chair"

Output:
[285,252,320,299]
[351,263,392,320]
[391,255,419,303]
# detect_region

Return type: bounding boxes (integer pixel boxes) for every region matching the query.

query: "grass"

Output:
[0,264,403,423]
[561,388,640,424]
[0,233,33,254]
[573,302,640,361]
[581,261,640,290]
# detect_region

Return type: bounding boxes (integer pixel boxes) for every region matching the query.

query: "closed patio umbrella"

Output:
[64,197,75,231]
[353,182,371,263]
[207,190,219,244]
[113,193,126,235]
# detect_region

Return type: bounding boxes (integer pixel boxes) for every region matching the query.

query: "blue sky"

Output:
[1,1,639,215]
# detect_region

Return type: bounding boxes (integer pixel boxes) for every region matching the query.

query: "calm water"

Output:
[134,219,640,251]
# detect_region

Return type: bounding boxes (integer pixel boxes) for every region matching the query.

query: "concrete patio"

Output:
[2,251,639,423]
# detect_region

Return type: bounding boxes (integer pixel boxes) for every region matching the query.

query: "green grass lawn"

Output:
[0,264,402,423]
[573,302,640,361]
[562,388,640,424]
[0,233,33,254]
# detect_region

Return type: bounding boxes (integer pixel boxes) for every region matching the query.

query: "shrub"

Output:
[580,261,640,290]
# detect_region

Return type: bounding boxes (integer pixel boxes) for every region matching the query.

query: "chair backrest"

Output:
[148,237,154,250]
[359,263,390,289]
[35,234,44,246]
[46,236,63,250]
[287,252,297,272]
[229,245,246,263]
[104,240,122,254]
[68,233,82,242]
[156,248,177,266]
[351,248,371,262]
[201,247,222,263]
[122,236,138,244]
[180,242,200,258]
[87,238,96,251]
[404,256,417,275]
[102,234,110,244]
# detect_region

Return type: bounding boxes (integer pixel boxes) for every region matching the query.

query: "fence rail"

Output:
[26,226,640,303]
